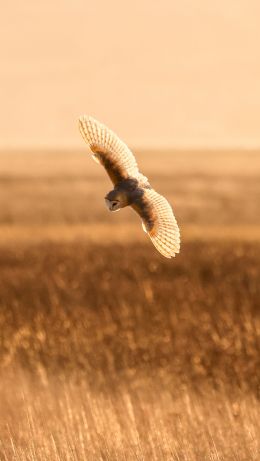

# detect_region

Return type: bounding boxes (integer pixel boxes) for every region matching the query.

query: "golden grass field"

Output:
[0,150,259,460]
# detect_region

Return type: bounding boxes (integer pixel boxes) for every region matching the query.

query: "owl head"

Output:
[105,189,128,212]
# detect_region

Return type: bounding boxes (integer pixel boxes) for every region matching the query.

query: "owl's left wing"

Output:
[132,188,180,258]
[79,115,147,186]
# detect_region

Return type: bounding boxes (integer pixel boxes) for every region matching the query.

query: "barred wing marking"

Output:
[132,189,180,258]
[79,116,147,185]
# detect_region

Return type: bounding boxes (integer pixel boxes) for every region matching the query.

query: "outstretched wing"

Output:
[132,189,180,258]
[79,115,147,185]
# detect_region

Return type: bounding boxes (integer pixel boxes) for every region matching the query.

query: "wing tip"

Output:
[78,115,103,149]
[150,236,181,259]
[79,115,100,132]
[79,114,93,123]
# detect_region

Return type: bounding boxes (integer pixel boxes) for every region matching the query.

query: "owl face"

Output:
[105,198,121,212]
[105,189,126,212]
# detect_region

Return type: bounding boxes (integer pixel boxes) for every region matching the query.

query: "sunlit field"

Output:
[0,150,259,460]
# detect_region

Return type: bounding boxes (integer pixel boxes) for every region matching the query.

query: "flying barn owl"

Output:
[78,116,180,258]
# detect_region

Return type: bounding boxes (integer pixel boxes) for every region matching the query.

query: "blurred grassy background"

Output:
[0,150,259,460]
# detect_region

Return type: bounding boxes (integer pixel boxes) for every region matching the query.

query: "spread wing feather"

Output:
[79,115,148,185]
[132,189,180,258]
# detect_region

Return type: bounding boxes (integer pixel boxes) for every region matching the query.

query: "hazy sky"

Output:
[1,1,260,148]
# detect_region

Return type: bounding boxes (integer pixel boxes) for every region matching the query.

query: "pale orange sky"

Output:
[1,1,260,149]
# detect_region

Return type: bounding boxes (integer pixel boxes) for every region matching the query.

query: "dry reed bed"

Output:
[0,241,259,460]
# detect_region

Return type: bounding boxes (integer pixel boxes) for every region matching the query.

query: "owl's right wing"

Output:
[132,188,180,258]
[79,116,148,186]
